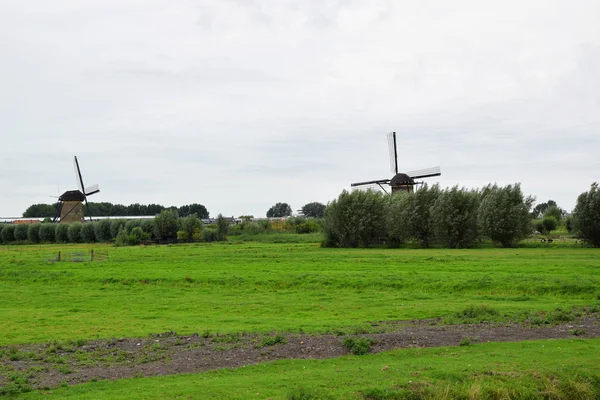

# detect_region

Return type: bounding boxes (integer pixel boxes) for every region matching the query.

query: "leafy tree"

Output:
[1,225,15,243]
[386,191,411,246]
[22,203,56,218]
[94,219,112,242]
[266,202,292,218]
[399,184,441,248]
[27,224,41,243]
[477,184,534,247]
[81,222,96,242]
[178,214,203,242]
[542,216,558,234]
[125,219,142,234]
[430,186,479,248]
[215,214,229,241]
[534,220,544,234]
[544,205,563,222]
[55,224,70,243]
[67,222,83,243]
[572,182,600,247]
[140,219,155,239]
[323,190,387,248]
[565,216,574,233]
[301,202,326,218]
[14,224,29,241]
[154,209,179,241]
[110,219,127,239]
[39,223,55,242]
[178,204,209,219]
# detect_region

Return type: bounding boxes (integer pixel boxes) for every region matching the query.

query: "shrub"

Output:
[14,224,29,241]
[544,205,563,221]
[27,224,41,243]
[323,189,387,248]
[1,225,16,243]
[67,222,83,243]
[39,223,55,242]
[342,337,373,355]
[55,224,70,243]
[124,219,142,234]
[399,184,441,248]
[216,214,229,241]
[110,219,127,239]
[114,228,128,247]
[241,221,262,235]
[204,228,218,242]
[295,219,320,234]
[94,219,112,242]
[573,182,600,247]
[81,222,96,242]
[179,214,203,242]
[128,227,147,245]
[542,216,558,234]
[565,216,574,233]
[154,210,178,241]
[477,183,534,247]
[430,186,479,248]
[534,220,545,234]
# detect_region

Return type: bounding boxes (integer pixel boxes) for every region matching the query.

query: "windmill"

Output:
[53,156,100,223]
[351,132,441,194]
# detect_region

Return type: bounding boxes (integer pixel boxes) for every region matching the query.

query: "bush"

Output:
[125,219,142,234]
[55,224,70,243]
[241,221,262,235]
[154,210,178,241]
[114,228,128,247]
[477,183,534,247]
[430,186,479,248]
[544,205,563,221]
[81,222,96,242]
[110,219,127,239]
[542,216,558,234]
[39,223,55,242]
[14,224,29,241]
[342,337,374,355]
[573,182,600,247]
[295,219,320,234]
[140,219,155,239]
[534,220,545,234]
[94,219,112,242]
[216,214,229,241]
[67,222,83,243]
[204,228,218,242]
[27,224,41,243]
[401,184,441,247]
[179,214,203,242]
[1,225,16,243]
[323,190,387,248]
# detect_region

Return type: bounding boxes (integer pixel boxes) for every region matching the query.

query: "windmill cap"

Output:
[390,173,414,186]
[59,190,85,202]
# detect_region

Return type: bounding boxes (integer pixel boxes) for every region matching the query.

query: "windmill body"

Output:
[53,157,100,223]
[351,132,441,194]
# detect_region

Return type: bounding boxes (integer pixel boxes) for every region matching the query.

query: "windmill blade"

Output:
[73,156,86,195]
[407,166,441,179]
[84,184,100,196]
[387,132,398,174]
[351,178,390,187]
[351,182,389,194]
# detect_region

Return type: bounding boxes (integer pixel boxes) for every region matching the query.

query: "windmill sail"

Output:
[407,166,441,179]
[387,132,398,174]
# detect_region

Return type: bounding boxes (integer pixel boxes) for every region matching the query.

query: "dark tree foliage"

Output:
[23,202,209,218]
[301,202,326,218]
[477,184,534,247]
[215,214,229,241]
[27,224,41,243]
[81,222,96,242]
[1,225,16,243]
[430,186,480,248]
[110,219,127,239]
[94,219,112,242]
[14,224,29,241]
[323,190,387,248]
[573,182,600,247]
[266,202,292,218]
[544,205,563,221]
[55,224,70,243]
[67,222,83,243]
[154,209,179,241]
[39,223,55,242]
[542,216,558,234]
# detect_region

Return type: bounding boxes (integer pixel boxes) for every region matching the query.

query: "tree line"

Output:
[323,182,600,248]
[22,202,209,219]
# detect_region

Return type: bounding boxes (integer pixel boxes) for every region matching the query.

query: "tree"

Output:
[178,214,203,242]
[22,203,56,218]
[55,224,70,243]
[572,182,600,247]
[397,184,441,248]
[154,209,179,241]
[67,222,83,243]
[215,214,229,241]
[477,183,534,247]
[39,223,55,242]
[178,204,209,219]
[81,223,96,242]
[542,216,558,234]
[94,219,112,242]
[28,224,41,243]
[323,190,387,248]
[1,225,15,243]
[544,205,563,222]
[14,224,29,241]
[386,192,411,246]
[430,186,479,248]
[301,202,326,218]
[266,202,292,218]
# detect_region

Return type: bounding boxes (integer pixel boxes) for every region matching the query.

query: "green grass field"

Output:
[1,238,600,398]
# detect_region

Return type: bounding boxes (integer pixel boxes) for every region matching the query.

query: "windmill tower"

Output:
[53,156,100,223]
[351,132,441,194]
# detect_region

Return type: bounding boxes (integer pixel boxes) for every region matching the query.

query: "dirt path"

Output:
[2,314,599,390]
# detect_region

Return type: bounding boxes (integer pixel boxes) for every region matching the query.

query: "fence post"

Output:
[58,251,61,262]
[91,249,94,261]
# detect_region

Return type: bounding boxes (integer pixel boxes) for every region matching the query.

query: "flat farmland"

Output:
[1,241,600,398]
[0,242,599,344]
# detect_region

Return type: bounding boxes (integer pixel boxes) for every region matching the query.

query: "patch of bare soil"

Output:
[1,314,599,390]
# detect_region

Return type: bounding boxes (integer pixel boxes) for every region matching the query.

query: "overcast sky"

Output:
[1,0,599,217]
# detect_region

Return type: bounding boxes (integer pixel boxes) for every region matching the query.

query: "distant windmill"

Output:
[351,132,441,194]
[53,156,100,223]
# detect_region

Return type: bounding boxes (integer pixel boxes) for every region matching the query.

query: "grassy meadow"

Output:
[1,236,600,398]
